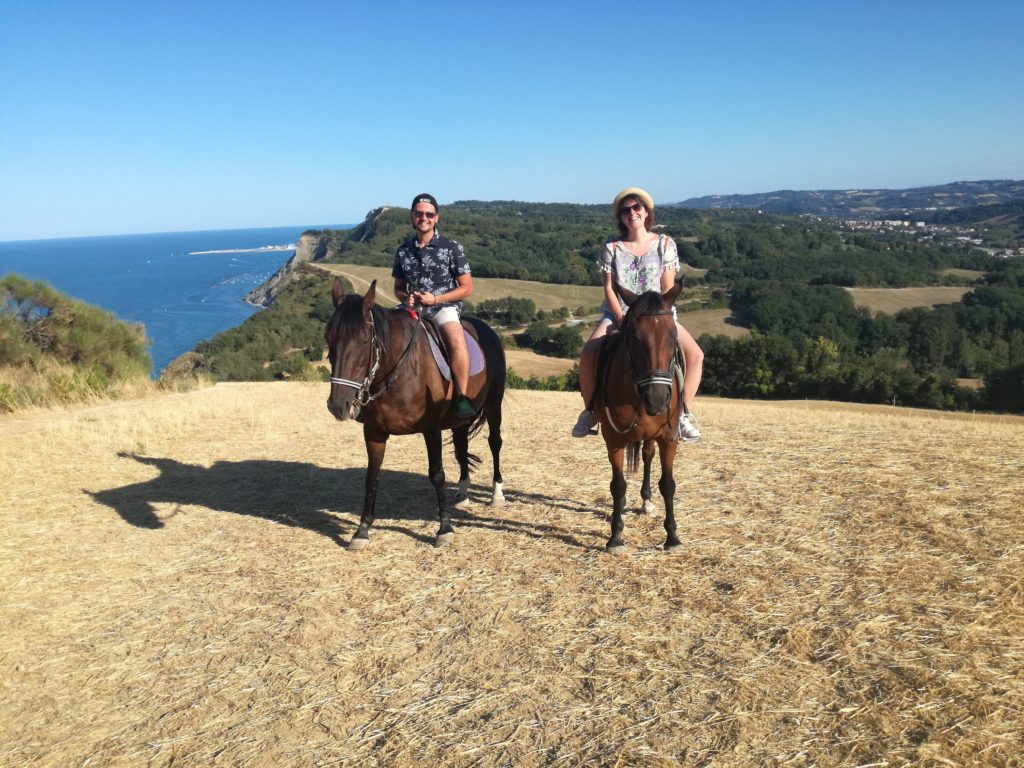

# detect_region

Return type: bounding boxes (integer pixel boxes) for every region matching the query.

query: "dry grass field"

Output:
[315,264,606,312]
[845,287,972,315]
[502,348,576,379]
[2,384,1022,767]
[316,263,709,314]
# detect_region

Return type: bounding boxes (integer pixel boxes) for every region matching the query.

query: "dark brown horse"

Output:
[325,279,505,550]
[594,282,684,553]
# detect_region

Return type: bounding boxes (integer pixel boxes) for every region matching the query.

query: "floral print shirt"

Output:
[598,234,679,313]
[392,232,471,317]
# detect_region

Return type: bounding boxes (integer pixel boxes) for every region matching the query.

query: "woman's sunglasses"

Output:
[619,202,645,216]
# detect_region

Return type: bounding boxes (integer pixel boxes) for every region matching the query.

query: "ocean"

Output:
[0,225,349,376]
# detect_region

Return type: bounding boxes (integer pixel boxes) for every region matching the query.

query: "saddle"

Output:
[412,312,485,383]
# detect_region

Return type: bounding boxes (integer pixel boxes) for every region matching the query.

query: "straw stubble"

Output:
[1,384,1021,767]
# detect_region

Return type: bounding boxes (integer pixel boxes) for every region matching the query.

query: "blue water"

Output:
[0,225,349,376]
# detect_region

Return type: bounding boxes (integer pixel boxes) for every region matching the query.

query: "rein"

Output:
[330,310,419,407]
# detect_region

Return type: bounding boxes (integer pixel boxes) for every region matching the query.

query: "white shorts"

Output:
[430,305,461,326]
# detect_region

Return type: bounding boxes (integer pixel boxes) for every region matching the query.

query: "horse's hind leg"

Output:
[424,428,454,546]
[639,439,657,516]
[452,425,471,508]
[487,404,504,506]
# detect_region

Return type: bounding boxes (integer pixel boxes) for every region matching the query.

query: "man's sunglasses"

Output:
[412,210,437,219]
[619,202,645,216]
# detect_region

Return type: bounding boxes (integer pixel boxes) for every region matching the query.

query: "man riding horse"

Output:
[392,193,477,422]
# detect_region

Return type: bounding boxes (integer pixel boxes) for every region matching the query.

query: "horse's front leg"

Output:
[349,433,388,551]
[639,439,657,515]
[424,428,453,546]
[606,444,628,553]
[659,438,681,551]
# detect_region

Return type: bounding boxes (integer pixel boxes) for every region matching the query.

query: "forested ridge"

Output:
[179,201,1024,413]
[316,201,987,288]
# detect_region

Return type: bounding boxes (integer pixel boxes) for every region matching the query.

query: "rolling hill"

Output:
[674,179,1024,217]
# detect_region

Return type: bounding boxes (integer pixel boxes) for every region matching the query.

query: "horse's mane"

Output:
[332,296,392,350]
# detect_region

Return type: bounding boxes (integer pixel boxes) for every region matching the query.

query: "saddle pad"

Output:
[427,328,485,382]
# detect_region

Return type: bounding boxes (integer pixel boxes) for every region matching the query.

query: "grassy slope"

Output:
[2,383,1021,767]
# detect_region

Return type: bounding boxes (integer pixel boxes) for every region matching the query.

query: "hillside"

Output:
[675,179,1024,217]
[177,198,1024,413]
[0,274,154,411]
[2,383,1022,766]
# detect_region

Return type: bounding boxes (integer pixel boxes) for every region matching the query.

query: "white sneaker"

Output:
[572,409,599,437]
[679,412,701,442]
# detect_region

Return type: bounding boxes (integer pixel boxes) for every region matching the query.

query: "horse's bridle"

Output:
[603,308,681,434]
[330,311,417,408]
[624,308,678,394]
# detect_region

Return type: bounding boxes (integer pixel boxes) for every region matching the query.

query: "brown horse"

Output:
[594,282,684,553]
[325,279,505,550]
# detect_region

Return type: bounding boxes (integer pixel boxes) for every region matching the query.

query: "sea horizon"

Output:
[1,224,354,376]
[0,223,353,246]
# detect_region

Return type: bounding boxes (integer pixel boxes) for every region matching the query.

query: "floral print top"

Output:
[598,234,679,314]
[392,232,471,318]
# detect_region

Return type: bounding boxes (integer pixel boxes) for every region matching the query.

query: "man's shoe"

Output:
[572,409,599,438]
[455,395,476,421]
[679,412,701,442]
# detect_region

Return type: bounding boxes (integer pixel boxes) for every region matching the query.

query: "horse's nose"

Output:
[327,397,351,421]
[642,385,671,416]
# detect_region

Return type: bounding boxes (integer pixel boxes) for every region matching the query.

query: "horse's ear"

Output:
[331,278,345,306]
[617,285,640,307]
[362,280,377,316]
[663,280,683,305]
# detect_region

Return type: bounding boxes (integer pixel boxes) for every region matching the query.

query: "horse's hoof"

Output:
[453,494,470,509]
[605,543,626,555]
[434,531,455,547]
[348,537,370,551]
[641,500,657,516]
[665,541,683,553]
[490,496,505,507]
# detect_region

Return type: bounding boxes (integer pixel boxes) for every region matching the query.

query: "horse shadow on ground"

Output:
[88,453,594,549]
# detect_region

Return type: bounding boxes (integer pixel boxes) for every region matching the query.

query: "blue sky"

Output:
[2,0,1022,241]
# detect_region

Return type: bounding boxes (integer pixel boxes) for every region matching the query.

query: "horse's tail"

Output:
[626,441,642,474]
[463,315,506,440]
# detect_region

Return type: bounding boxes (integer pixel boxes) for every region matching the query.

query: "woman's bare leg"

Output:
[676,322,704,411]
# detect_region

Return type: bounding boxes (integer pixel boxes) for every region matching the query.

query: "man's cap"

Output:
[411,193,439,212]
